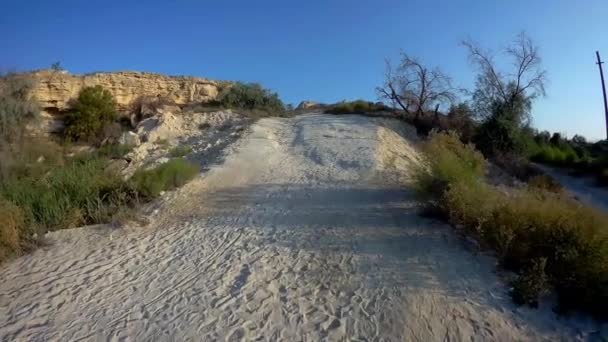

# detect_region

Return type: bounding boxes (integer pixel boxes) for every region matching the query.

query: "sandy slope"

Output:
[0,114,598,341]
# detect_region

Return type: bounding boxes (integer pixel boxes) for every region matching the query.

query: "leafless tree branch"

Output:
[463,31,547,119]
[377,54,456,119]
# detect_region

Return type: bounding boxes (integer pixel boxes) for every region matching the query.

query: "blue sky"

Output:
[1,0,607,140]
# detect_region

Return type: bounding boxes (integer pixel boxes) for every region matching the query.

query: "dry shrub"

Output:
[415,130,485,198]
[0,198,25,262]
[0,73,40,145]
[418,131,608,319]
[0,138,65,182]
[130,95,175,125]
[527,174,563,193]
[511,258,548,307]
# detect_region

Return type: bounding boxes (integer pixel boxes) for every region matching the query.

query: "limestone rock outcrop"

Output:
[295,100,326,113]
[30,69,227,112]
[296,100,320,110]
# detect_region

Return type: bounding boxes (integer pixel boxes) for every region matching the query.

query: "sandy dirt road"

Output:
[0,114,596,341]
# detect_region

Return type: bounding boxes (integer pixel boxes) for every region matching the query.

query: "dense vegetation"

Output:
[63,85,118,141]
[215,82,286,116]
[379,33,608,320]
[416,131,608,318]
[527,132,608,185]
[0,79,199,263]
[324,100,390,115]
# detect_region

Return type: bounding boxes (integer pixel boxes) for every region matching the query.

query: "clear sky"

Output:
[1,0,607,140]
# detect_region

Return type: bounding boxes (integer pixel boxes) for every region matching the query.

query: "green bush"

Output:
[131,159,199,198]
[217,82,285,114]
[0,73,39,145]
[63,86,117,141]
[417,131,608,319]
[169,144,192,158]
[511,258,548,307]
[95,143,132,159]
[531,143,580,166]
[415,131,485,198]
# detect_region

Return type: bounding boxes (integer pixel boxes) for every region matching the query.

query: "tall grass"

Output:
[1,157,137,231]
[131,158,199,198]
[0,143,202,263]
[416,131,608,318]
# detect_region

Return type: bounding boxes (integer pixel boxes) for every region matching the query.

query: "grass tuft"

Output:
[131,159,199,198]
[169,144,192,158]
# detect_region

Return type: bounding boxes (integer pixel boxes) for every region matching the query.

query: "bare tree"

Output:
[377,54,456,119]
[463,32,547,122]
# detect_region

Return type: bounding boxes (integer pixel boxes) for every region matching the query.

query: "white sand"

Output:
[0,114,599,341]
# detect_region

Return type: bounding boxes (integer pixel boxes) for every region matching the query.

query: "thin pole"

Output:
[596,51,608,140]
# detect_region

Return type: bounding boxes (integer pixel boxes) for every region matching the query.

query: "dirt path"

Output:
[535,163,608,212]
[0,115,595,341]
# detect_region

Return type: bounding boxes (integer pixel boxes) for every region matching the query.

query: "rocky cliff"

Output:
[31,69,227,112]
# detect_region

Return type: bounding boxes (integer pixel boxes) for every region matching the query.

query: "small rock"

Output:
[118,131,141,147]
[156,157,170,165]
[105,159,129,173]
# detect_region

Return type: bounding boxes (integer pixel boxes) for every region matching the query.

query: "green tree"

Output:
[63,86,117,141]
[446,102,476,142]
[377,54,456,120]
[475,97,530,156]
[535,131,551,144]
[464,32,546,156]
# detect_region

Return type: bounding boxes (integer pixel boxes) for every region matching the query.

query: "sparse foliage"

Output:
[464,32,546,156]
[377,54,456,119]
[463,32,547,121]
[51,62,63,71]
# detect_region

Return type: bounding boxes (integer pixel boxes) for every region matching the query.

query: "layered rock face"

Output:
[30,69,226,112]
